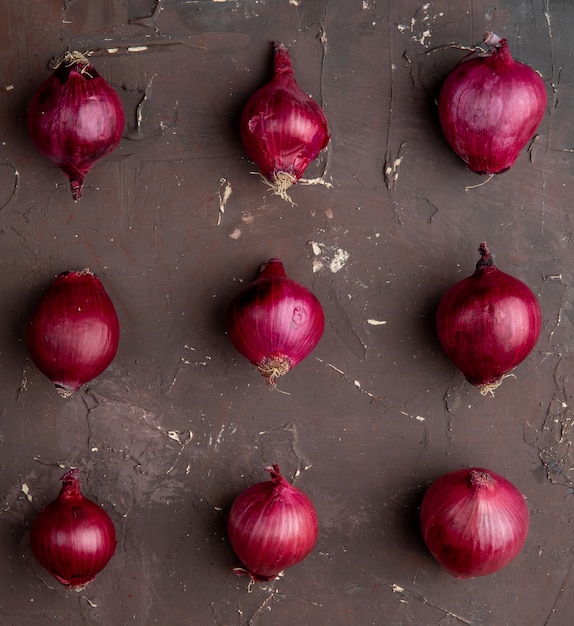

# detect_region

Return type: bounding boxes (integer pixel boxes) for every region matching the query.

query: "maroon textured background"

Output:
[1,1,573,624]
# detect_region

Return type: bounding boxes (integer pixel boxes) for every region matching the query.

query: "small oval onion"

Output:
[227,464,319,582]
[28,50,125,200]
[226,258,325,385]
[241,41,330,202]
[30,469,117,591]
[436,243,541,394]
[26,269,120,397]
[439,32,547,174]
[419,467,529,578]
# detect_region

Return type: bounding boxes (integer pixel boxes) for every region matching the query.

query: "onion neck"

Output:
[59,469,83,499]
[483,33,512,65]
[272,42,294,77]
[259,258,287,279]
[475,242,494,270]
[469,469,497,490]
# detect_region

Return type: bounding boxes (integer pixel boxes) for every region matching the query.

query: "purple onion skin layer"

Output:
[240,42,330,198]
[227,465,319,581]
[436,243,541,392]
[420,468,529,578]
[26,269,120,396]
[226,258,325,384]
[27,51,125,200]
[439,34,547,174]
[30,470,116,590]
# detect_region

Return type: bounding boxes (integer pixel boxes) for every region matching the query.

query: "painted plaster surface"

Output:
[1,1,573,624]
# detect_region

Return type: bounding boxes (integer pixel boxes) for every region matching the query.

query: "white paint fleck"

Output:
[167,431,181,443]
[312,259,324,273]
[354,380,361,389]
[229,228,241,239]
[392,584,404,593]
[367,319,387,326]
[21,483,32,502]
[311,241,322,256]
[330,248,350,273]
[217,178,232,225]
[127,46,148,53]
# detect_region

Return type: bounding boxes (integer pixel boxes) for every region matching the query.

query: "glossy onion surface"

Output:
[420,467,529,578]
[30,469,116,590]
[436,243,541,393]
[226,258,325,385]
[26,269,120,396]
[28,51,124,200]
[227,464,319,581]
[240,42,330,201]
[439,33,547,174]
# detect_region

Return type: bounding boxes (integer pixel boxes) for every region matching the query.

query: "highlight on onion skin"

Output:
[27,50,125,200]
[436,242,542,395]
[26,269,120,397]
[240,41,330,203]
[30,469,117,591]
[419,467,530,578]
[438,32,547,175]
[227,464,319,582]
[226,258,325,386]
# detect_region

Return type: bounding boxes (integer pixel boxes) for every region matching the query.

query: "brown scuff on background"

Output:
[1,0,573,624]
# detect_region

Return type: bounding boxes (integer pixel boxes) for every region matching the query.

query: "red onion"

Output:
[240,42,330,202]
[226,258,325,385]
[419,467,529,578]
[30,469,116,591]
[436,243,541,394]
[28,51,124,200]
[439,32,547,174]
[26,269,120,397]
[227,464,319,582]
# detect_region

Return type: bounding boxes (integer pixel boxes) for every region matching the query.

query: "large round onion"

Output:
[420,467,529,578]
[28,51,124,200]
[226,258,325,386]
[26,269,120,396]
[439,32,547,174]
[30,469,116,591]
[227,465,319,582]
[241,42,330,202]
[436,243,541,394]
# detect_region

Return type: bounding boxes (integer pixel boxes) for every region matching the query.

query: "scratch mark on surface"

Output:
[316,358,382,403]
[127,75,156,140]
[166,430,193,474]
[129,0,164,33]
[384,142,406,190]
[217,178,232,225]
[542,552,574,625]
[0,162,20,212]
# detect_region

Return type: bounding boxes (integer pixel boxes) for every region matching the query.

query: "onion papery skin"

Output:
[227,465,319,581]
[419,467,529,578]
[30,470,116,591]
[438,33,547,174]
[226,258,325,385]
[436,243,541,393]
[28,51,125,200]
[26,269,120,396]
[240,42,330,202]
